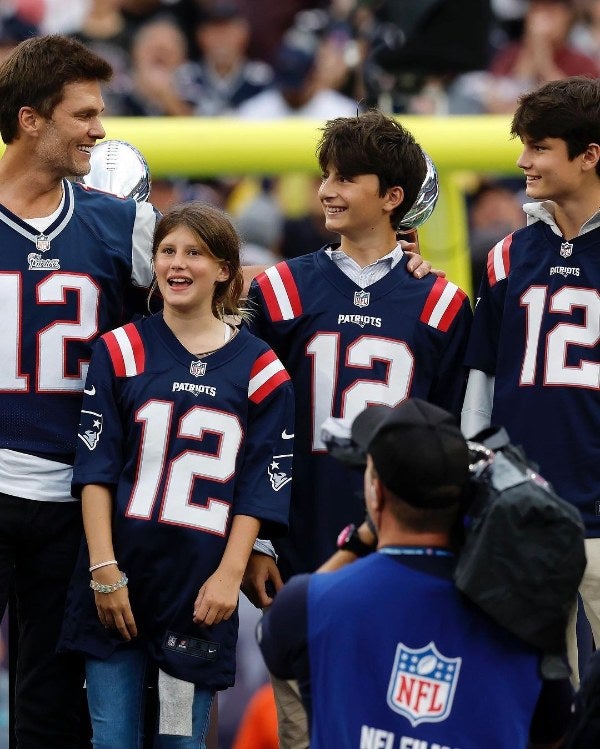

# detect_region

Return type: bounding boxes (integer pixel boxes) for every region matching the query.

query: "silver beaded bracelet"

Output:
[90,573,128,594]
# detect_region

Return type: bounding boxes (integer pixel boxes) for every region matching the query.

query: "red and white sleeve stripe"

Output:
[255,261,303,322]
[487,234,512,286]
[248,349,290,404]
[420,277,468,332]
[102,323,146,377]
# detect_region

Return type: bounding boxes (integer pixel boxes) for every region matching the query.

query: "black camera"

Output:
[320,417,367,468]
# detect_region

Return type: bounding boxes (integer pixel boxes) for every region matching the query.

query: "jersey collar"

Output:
[524,200,600,238]
[0,178,74,247]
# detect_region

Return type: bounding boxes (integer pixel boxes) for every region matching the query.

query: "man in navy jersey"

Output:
[244,110,472,747]
[258,398,573,749]
[0,35,156,747]
[461,76,600,685]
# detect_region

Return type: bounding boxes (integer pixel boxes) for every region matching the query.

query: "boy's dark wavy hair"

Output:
[511,76,600,176]
[317,109,427,230]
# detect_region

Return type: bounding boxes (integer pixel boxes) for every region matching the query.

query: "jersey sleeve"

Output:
[121,200,159,319]
[233,348,295,538]
[427,292,473,418]
[461,369,495,438]
[71,337,125,497]
[464,238,511,375]
[246,262,303,360]
[130,200,159,289]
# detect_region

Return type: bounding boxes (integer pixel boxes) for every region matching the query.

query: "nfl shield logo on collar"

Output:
[387,641,461,726]
[560,241,573,258]
[354,290,370,308]
[190,360,207,377]
[36,234,51,252]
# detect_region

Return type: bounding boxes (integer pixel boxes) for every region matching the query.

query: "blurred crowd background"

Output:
[0,0,597,745]
[1,0,595,293]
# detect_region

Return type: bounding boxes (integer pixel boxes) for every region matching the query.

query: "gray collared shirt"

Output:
[524,201,600,237]
[324,243,404,288]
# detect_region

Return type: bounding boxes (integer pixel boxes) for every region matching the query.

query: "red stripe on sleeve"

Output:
[122,323,145,373]
[419,277,446,325]
[250,369,291,404]
[256,272,284,322]
[438,288,467,332]
[102,330,127,377]
[501,234,512,276]
[487,234,512,286]
[486,246,497,286]
[250,349,278,379]
[276,262,302,317]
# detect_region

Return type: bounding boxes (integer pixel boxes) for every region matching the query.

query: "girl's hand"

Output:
[193,567,242,627]
[92,568,137,641]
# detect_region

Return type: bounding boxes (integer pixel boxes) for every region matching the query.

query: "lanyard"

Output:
[378,546,453,559]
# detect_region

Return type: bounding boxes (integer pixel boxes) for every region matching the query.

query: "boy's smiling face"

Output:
[318,162,403,242]
[517,136,589,204]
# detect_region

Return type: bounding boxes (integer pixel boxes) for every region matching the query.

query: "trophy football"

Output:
[398,151,439,230]
[78,139,151,203]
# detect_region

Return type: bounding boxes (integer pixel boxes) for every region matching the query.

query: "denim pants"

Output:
[86,644,214,749]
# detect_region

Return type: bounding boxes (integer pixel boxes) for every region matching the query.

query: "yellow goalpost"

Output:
[99,116,522,296]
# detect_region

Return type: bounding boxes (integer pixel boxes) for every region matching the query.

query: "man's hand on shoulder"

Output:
[404,249,446,280]
[399,230,446,280]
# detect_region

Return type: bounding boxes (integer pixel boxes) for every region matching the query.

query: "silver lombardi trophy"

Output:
[398,151,439,230]
[78,140,151,203]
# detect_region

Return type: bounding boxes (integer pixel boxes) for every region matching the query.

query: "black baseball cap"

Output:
[274,41,315,90]
[195,0,242,24]
[351,398,469,508]
[0,13,38,44]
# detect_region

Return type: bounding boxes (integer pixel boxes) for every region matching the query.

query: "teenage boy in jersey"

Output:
[0,35,156,747]
[461,76,600,684]
[258,398,573,749]
[244,110,472,747]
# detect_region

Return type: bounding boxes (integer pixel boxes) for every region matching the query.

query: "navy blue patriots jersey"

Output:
[465,223,600,534]
[259,553,546,749]
[60,313,294,688]
[247,249,472,577]
[0,179,156,466]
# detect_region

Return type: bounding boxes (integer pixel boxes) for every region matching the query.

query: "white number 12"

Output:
[520,285,600,387]
[126,401,243,535]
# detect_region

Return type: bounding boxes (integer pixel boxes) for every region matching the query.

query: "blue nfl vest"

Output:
[307,553,542,748]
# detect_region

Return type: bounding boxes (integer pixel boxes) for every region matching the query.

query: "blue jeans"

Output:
[86,645,214,749]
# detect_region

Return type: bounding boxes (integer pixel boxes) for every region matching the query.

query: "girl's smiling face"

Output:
[154,225,230,315]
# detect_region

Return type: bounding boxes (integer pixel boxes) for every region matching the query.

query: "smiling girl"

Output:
[59,202,294,748]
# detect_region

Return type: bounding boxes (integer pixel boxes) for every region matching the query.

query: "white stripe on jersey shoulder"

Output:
[248,357,285,398]
[491,237,510,282]
[427,280,461,328]
[105,324,145,377]
[264,265,297,320]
